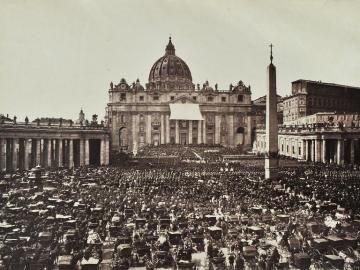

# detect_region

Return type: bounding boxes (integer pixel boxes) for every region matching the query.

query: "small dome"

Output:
[148,37,193,90]
[131,79,145,91]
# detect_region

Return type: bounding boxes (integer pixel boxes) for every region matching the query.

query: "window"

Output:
[120,93,126,101]
[192,96,197,101]
[120,115,125,123]
[221,97,226,102]
[238,95,244,102]
[170,96,175,101]
[139,96,144,101]
[153,96,159,101]
[153,126,159,131]
[207,96,213,102]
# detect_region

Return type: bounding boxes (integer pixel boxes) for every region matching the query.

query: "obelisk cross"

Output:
[269,43,274,63]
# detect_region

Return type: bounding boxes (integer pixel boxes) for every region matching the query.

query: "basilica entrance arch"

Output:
[235,127,245,145]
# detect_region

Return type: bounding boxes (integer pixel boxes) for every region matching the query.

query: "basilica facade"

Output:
[106,38,254,153]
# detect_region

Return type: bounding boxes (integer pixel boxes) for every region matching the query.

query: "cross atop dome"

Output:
[165,36,175,55]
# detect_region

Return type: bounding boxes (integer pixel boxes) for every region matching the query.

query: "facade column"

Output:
[214,115,220,144]
[228,115,234,147]
[58,139,63,167]
[165,115,170,144]
[337,139,344,165]
[132,114,139,151]
[315,139,321,162]
[175,120,179,144]
[188,121,193,144]
[202,119,206,144]
[146,114,152,145]
[46,139,51,167]
[24,139,31,170]
[321,139,327,163]
[100,139,105,165]
[36,139,41,166]
[160,114,165,144]
[79,139,85,166]
[197,120,202,144]
[68,139,73,168]
[84,139,89,165]
[0,139,6,172]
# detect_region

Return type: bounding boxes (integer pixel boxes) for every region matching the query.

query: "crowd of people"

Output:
[0,148,359,270]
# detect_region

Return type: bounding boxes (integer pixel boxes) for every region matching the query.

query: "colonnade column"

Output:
[311,140,315,162]
[46,139,51,167]
[105,139,110,165]
[337,139,344,165]
[214,115,220,144]
[79,139,85,166]
[302,140,307,160]
[0,139,6,172]
[12,139,19,170]
[24,139,31,170]
[350,139,355,164]
[315,139,321,162]
[175,120,179,144]
[68,139,73,168]
[188,121,193,144]
[84,139,89,165]
[197,120,202,144]
[321,139,327,163]
[160,115,165,144]
[100,139,105,165]
[52,139,57,167]
[36,139,41,166]
[165,115,170,144]
[58,139,63,167]
[40,139,44,166]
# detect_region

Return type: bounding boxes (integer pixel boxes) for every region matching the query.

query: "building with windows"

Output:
[253,80,360,165]
[282,80,360,123]
[106,38,254,152]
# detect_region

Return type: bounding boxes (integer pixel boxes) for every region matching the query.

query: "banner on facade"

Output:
[169,104,203,120]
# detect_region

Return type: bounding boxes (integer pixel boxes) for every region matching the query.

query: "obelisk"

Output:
[265,44,278,179]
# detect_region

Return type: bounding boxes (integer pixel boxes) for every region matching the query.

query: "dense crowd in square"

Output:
[0,146,359,270]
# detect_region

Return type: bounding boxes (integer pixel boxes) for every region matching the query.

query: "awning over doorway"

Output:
[169,104,203,120]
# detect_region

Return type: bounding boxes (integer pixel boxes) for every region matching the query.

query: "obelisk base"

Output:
[265,157,278,179]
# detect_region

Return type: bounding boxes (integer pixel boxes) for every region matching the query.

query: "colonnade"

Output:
[303,138,359,165]
[0,137,109,172]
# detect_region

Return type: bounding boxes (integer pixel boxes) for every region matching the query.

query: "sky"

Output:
[1,0,359,121]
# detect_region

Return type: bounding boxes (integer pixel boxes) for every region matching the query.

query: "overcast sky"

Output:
[1,0,359,121]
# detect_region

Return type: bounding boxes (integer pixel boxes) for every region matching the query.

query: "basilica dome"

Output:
[148,38,193,90]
